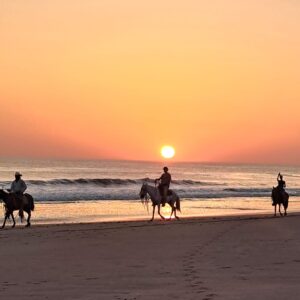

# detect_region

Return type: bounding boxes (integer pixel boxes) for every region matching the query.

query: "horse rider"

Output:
[155,167,172,207]
[277,172,286,198]
[9,172,27,219]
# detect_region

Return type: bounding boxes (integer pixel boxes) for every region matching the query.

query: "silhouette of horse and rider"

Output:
[271,173,289,217]
[0,172,34,228]
[140,167,181,221]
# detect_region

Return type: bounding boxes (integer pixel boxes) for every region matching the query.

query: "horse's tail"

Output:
[175,195,181,212]
[25,193,35,211]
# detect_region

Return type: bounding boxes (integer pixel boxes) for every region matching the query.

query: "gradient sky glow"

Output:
[1,1,300,163]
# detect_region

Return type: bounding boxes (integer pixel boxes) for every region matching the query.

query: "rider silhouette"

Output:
[277,173,286,191]
[10,172,27,219]
[276,172,286,202]
[155,167,171,207]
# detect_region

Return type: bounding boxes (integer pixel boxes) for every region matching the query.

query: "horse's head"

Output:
[139,183,148,200]
[0,189,8,203]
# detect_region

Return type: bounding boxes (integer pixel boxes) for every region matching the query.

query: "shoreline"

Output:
[4,196,299,226]
[2,210,300,230]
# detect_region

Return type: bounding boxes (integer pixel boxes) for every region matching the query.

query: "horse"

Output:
[139,183,181,221]
[271,187,289,217]
[0,189,35,228]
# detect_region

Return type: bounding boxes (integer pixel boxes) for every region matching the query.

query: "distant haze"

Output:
[1,1,300,164]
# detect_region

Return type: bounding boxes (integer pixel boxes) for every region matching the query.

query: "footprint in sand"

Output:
[85,277,99,281]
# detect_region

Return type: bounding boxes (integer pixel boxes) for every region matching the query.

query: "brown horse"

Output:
[271,187,289,217]
[0,189,35,228]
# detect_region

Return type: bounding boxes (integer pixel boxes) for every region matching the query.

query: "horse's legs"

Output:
[25,211,31,227]
[174,207,180,220]
[274,204,277,217]
[279,204,283,217]
[149,205,155,222]
[284,197,288,216]
[1,213,8,229]
[158,205,165,220]
[169,203,174,220]
[11,213,16,228]
[284,204,287,216]
[168,202,180,220]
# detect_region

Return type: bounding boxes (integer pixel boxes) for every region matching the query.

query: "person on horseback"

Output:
[155,167,171,207]
[272,173,289,216]
[276,173,286,203]
[277,173,286,191]
[9,172,27,219]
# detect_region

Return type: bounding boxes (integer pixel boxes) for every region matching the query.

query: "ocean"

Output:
[0,159,300,224]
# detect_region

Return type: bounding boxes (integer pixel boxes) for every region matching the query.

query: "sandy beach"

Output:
[1,213,299,300]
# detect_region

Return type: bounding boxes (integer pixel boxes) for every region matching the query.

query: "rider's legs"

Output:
[161,186,168,207]
[158,185,163,199]
[158,185,169,207]
[278,187,285,201]
[15,192,25,220]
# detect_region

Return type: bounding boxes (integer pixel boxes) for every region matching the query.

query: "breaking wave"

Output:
[0,178,221,186]
[1,178,299,202]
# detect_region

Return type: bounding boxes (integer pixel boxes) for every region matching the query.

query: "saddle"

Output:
[10,193,29,207]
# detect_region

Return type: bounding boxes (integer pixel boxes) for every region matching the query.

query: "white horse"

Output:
[139,183,181,221]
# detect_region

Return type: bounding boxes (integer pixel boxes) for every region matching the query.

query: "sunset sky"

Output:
[1,1,300,164]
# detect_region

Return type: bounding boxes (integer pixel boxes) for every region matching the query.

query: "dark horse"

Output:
[0,189,35,228]
[271,187,289,217]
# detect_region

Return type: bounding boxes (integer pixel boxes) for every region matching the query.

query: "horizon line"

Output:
[1,156,299,167]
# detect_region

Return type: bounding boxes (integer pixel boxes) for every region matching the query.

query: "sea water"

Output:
[0,159,299,224]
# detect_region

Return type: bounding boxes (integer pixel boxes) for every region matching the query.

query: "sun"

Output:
[161,145,175,159]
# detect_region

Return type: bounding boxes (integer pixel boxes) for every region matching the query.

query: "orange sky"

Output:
[1,1,300,164]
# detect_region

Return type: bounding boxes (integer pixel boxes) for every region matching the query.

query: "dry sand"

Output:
[0,213,299,300]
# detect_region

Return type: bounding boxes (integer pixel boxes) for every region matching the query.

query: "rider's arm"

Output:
[155,175,162,183]
[20,181,27,193]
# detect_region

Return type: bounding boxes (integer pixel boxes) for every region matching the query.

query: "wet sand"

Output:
[24,196,300,224]
[0,213,300,299]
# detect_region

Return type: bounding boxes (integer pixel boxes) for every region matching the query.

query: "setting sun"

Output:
[161,146,175,159]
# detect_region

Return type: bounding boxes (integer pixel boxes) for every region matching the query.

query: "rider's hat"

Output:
[15,171,22,177]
